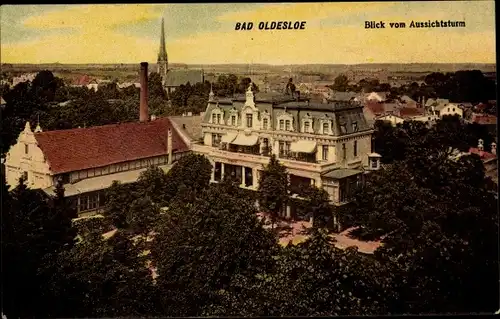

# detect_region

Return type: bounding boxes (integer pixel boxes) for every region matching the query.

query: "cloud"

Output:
[1,30,157,64]
[22,4,164,31]
[1,2,496,64]
[216,2,392,24]
[164,25,495,64]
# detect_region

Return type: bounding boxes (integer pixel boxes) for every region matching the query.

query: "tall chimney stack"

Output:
[140,62,149,122]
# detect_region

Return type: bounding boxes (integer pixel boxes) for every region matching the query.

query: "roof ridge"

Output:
[35,117,170,135]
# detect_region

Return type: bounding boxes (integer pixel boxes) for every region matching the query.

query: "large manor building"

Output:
[191,85,382,217]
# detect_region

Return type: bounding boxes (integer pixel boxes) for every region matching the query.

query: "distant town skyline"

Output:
[1,2,496,65]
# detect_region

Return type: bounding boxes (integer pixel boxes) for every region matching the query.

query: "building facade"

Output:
[193,85,381,216]
[4,118,189,216]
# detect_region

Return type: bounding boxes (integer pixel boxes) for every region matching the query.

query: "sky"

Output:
[0,1,496,65]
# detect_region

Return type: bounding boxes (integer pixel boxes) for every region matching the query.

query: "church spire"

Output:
[157,18,168,81]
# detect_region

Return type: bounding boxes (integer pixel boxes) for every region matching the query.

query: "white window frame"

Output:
[246,113,253,128]
[322,145,328,161]
[277,112,294,132]
[261,111,271,130]
[211,107,225,125]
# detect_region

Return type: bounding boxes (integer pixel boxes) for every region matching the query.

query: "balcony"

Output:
[193,142,339,174]
[279,152,317,164]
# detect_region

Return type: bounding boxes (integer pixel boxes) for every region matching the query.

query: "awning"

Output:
[232,133,259,146]
[290,140,317,153]
[221,132,237,144]
[322,169,362,179]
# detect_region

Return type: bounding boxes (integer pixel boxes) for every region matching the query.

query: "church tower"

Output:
[157,18,168,84]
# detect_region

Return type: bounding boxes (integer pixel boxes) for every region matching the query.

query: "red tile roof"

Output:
[469,148,497,160]
[471,113,497,125]
[398,107,425,118]
[35,117,188,174]
[364,101,385,115]
[76,75,91,85]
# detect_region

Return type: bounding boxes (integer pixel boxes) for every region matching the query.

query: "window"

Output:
[342,143,346,160]
[285,120,291,131]
[371,159,378,169]
[217,114,221,124]
[322,122,329,134]
[354,140,358,157]
[447,108,450,112]
[285,142,291,153]
[246,114,253,128]
[245,167,253,187]
[24,144,28,154]
[453,108,455,112]
[279,119,285,130]
[212,133,221,146]
[263,118,268,130]
[340,124,347,134]
[212,114,217,123]
[304,121,310,133]
[22,171,28,181]
[352,122,358,132]
[78,196,89,212]
[88,194,99,210]
[231,115,236,126]
[322,145,328,160]
[279,141,285,155]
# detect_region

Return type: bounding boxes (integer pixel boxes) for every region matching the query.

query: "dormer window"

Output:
[322,122,329,134]
[263,118,268,130]
[352,122,358,132]
[217,114,221,124]
[340,124,347,134]
[24,144,28,154]
[246,113,253,128]
[304,121,310,133]
[231,115,236,126]
[279,119,285,130]
[285,120,291,131]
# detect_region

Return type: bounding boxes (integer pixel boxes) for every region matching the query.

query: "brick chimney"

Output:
[139,62,149,122]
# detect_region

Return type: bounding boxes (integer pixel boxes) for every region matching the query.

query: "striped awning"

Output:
[290,140,317,153]
[221,132,237,144]
[232,133,259,146]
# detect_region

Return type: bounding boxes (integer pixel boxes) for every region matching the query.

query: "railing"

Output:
[279,152,318,163]
[193,143,339,174]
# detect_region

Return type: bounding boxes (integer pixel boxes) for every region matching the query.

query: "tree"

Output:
[258,155,289,229]
[152,180,278,316]
[211,230,392,316]
[103,181,140,229]
[294,184,335,230]
[332,74,349,92]
[2,176,77,318]
[148,72,166,99]
[163,153,212,204]
[136,165,170,206]
[346,144,498,314]
[47,226,158,317]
